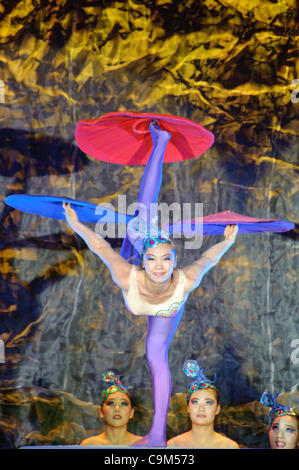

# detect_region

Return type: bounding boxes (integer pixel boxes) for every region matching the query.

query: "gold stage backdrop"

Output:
[0,0,298,448]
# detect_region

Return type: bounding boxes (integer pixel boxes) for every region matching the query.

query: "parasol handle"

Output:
[132,118,153,135]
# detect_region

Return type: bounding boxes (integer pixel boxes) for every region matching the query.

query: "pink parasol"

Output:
[165,210,295,235]
[75,111,214,165]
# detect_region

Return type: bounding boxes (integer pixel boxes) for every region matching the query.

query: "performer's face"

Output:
[100,391,134,427]
[187,388,220,426]
[269,415,299,449]
[143,243,176,283]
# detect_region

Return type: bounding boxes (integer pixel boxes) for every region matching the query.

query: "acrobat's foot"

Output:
[149,120,171,145]
[131,434,166,448]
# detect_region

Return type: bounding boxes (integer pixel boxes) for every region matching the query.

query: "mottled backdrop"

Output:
[0,0,298,449]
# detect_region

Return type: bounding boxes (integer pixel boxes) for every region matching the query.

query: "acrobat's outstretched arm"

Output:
[183,224,238,293]
[63,202,131,289]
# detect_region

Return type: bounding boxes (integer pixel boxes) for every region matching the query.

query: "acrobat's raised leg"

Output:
[121,121,184,447]
[120,120,170,265]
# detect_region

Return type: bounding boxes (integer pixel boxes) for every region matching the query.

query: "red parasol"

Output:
[75,111,214,165]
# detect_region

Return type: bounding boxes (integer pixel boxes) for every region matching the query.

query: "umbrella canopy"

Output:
[5,194,133,225]
[75,111,215,165]
[165,210,295,236]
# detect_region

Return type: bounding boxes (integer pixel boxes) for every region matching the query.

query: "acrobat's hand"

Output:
[149,120,171,144]
[224,224,238,242]
[63,202,79,226]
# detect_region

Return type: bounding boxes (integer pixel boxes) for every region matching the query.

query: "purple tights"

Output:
[120,122,185,446]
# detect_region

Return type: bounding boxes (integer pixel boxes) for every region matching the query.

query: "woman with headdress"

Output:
[260,390,298,449]
[63,120,238,446]
[167,360,239,448]
[80,371,142,446]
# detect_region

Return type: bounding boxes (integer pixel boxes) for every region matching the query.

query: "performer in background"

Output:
[80,371,142,446]
[63,121,238,446]
[260,390,298,449]
[167,360,239,448]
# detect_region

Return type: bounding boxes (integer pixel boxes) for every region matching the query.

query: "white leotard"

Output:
[123,265,186,318]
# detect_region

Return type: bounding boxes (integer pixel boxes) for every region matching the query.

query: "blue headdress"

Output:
[260,390,296,425]
[127,214,172,256]
[183,360,217,401]
[100,370,130,406]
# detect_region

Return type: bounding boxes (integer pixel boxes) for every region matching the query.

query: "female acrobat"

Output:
[63,120,238,446]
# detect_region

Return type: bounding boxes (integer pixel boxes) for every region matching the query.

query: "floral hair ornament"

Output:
[183,360,217,401]
[127,213,172,256]
[260,390,296,425]
[100,370,130,406]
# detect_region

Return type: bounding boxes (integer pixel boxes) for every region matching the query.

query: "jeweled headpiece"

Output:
[100,370,130,406]
[127,214,172,256]
[183,360,217,401]
[260,390,296,425]
[141,233,171,256]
